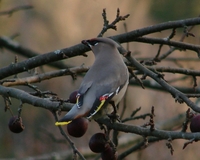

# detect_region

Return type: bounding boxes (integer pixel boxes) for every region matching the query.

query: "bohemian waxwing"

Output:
[55,37,129,125]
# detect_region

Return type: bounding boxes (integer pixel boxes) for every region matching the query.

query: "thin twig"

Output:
[52,112,86,160]
[1,17,200,80]
[98,8,130,37]
[126,55,200,112]
[0,5,33,16]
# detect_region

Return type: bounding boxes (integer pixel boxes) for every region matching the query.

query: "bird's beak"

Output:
[81,40,90,48]
[81,40,89,47]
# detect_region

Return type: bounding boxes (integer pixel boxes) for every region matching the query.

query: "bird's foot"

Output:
[108,101,121,123]
[107,112,121,123]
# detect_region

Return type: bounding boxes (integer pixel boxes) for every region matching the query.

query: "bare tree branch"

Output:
[147,66,200,76]
[126,55,200,112]
[2,66,89,87]
[112,17,200,43]
[0,36,71,69]
[1,17,200,79]
[0,5,33,16]
[98,8,130,37]
[97,118,200,140]
[135,36,200,56]
[0,85,72,111]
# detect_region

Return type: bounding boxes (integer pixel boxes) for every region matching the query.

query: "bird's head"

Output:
[82,37,120,56]
[82,38,100,48]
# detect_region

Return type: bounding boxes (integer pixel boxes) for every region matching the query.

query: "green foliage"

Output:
[150,0,199,21]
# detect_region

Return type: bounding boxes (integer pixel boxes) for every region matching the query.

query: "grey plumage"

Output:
[55,37,129,125]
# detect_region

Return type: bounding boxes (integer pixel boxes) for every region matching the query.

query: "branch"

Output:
[135,36,200,56]
[117,112,185,159]
[112,17,200,43]
[0,85,72,111]
[129,79,200,94]
[0,36,71,69]
[0,42,88,80]
[137,57,200,62]
[2,66,89,87]
[126,55,200,112]
[1,17,200,79]
[98,8,130,37]
[147,66,200,76]
[0,5,33,16]
[118,137,160,159]
[97,118,200,140]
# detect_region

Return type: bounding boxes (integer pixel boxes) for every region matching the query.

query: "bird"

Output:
[55,37,129,125]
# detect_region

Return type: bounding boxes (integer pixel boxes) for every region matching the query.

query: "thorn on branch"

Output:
[182,138,197,149]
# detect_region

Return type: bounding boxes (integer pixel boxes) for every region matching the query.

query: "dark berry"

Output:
[89,133,107,153]
[69,90,78,103]
[8,116,25,133]
[67,117,88,137]
[101,144,118,160]
[190,114,200,132]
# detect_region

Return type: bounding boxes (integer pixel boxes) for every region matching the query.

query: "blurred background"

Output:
[0,0,200,159]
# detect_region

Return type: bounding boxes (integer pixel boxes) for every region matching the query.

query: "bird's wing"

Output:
[76,60,128,118]
[78,74,127,117]
[86,85,123,119]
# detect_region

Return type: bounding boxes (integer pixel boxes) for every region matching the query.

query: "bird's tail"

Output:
[55,120,72,126]
[55,115,73,126]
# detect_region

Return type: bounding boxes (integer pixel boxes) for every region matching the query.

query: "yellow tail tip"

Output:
[55,121,72,126]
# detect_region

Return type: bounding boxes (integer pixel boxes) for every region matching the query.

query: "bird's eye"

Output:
[87,40,99,46]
